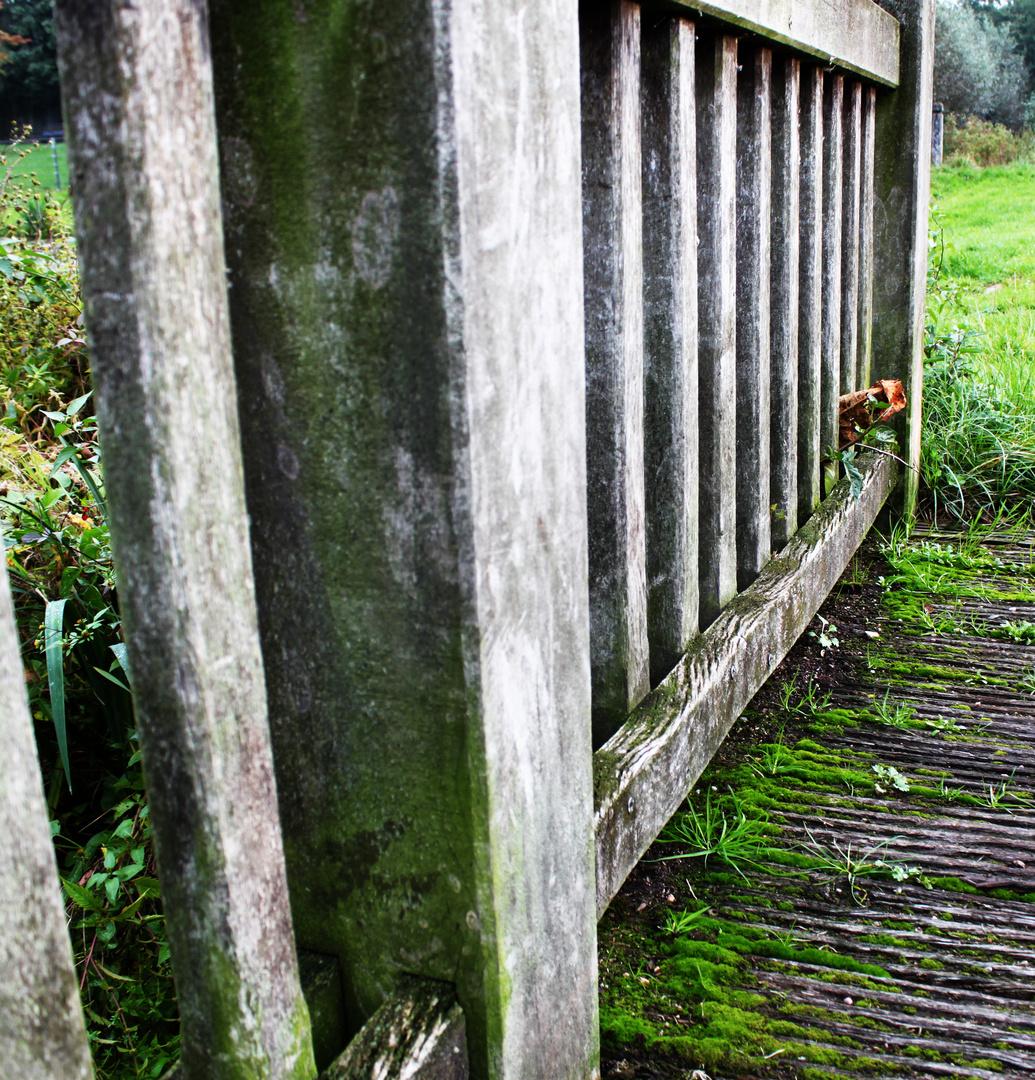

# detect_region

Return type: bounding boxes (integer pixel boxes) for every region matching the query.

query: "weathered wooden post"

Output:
[932,100,945,166]
[872,0,935,518]
[54,3,317,1077]
[0,561,93,1080]
[207,0,598,1076]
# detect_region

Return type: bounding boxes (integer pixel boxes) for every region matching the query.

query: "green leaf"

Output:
[104,877,120,904]
[63,878,105,912]
[92,665,131,693]
[133,877,163,898]
[111,643,132,689]
[66,391,93,417]
[59,566,81,598]
[51,445,78,472]
[44,599,70,790]
[113,818,134,839]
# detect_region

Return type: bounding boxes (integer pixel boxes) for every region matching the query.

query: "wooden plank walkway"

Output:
[598,530,1035,1079]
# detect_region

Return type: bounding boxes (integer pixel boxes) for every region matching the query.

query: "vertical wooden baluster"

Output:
[798,65,825,524]
[859,84,878,390]
[841,80,863,394]
[642,15,699,684]
[735,43,773,589]
[771,57,801,548]
[54,4,317,1077]
[696,32,739,627]
[582,0,650,742]
[0,561,92,1080]
[822,72,845,473]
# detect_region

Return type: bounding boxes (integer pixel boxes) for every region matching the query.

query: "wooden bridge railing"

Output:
[3,0,932,1077]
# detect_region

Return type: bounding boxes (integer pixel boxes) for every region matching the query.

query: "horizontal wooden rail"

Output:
[659,0,900,86]
[594,451,896,916]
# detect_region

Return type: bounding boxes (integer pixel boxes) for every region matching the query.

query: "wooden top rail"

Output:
[655,0,900,86]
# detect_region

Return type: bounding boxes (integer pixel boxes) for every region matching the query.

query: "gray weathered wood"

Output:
[797,65,825,524]
[859,85,877,389]
[696,32,739,628]
[582,0,651,740]
[735,43,773,591]
[841,79,863,395]
[0,561,92,1079]
[872,0,934,519]
[594,452,897,915]
[641,15,699,686]
[821,72,845,462]
[770,57,800,548]
[53,5,317,1078]
[209,1,598,1075]
[667,0,900,85]
[322,978,467,1080]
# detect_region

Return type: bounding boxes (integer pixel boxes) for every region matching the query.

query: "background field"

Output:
[3,138,68,191]
[924,161,1035,519]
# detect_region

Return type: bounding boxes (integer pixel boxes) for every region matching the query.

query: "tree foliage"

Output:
[935,0,1030,128]
[0,0,58,117]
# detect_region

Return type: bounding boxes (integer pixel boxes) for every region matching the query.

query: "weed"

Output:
[750,741,798,779]
[664,907,713,935]
[797,828,930,904]
[807,615,840,654]
[937,775,966,800]
[778,674,833,718]
[869,689,917,729]
[655,792,773,880]
[995,619,1035,644]
[925,715,971,737]
[872,763,911,794]
[984,768,1032,811]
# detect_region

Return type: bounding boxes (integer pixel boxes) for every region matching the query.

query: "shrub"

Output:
[943,113,1034,166]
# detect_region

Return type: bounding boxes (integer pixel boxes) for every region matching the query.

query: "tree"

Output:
[935,0,1029,128]
[0,0,59,131]
[0,4,29,74]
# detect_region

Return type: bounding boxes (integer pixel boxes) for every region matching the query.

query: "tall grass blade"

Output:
[45,597,70,790]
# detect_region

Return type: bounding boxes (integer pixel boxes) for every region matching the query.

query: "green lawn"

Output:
[924,161,1035,520]
[3,139,69,193]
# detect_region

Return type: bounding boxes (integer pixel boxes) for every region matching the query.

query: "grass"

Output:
[924,161,1035,520]
[3,139,69,193]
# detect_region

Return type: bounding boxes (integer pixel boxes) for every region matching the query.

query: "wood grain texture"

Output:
[641,15,700,686]
[54,4,317,1077]
[735,43,773,591]
[859,85,877,390]
[322,978,467,1080]
[797,65,825,524]
[872,0,934,520]
[666,0,900,85]
[841,80,863,395]
[821,72,845,459]
[770,57,800,549]
[582,0,650,741]
[594,452,897,916]
[0,561,92,1080]
[212,0,597,1073]
[696,32,739,628]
